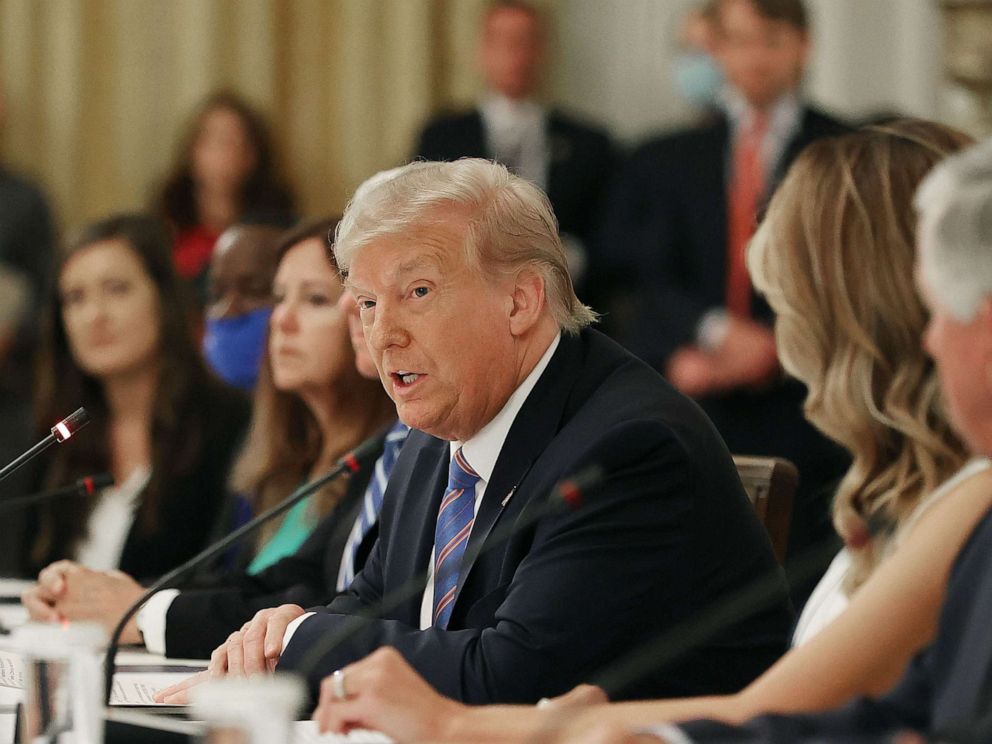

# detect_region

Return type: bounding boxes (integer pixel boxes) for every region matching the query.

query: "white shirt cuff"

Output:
[281,611,316,654]
[640,724,695,744]
[696,308,730,352]
[135,589,181,655]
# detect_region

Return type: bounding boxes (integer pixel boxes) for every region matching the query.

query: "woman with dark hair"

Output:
[23,213,250,581]
[156,91,294,298]
[23,218,399,660]
[228,217,396,571]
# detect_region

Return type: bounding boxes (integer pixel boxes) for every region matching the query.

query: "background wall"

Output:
[0,0,959,235]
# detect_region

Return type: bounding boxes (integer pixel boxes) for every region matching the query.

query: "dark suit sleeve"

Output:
[279,422,704,704]
[164,514,341,658]
[162,469,374,659]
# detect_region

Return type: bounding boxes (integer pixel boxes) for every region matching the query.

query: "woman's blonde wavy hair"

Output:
[748,119,974,593]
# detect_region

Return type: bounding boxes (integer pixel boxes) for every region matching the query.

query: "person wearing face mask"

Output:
[22,217,400,661]
[672,5,724,112]
[202,218,289,391]
[604,0,851,606]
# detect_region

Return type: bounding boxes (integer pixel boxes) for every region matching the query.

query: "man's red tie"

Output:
[726,113,769,319]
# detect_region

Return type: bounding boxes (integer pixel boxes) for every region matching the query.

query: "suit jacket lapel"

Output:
[453,334,583,608]
[391,436,449,623]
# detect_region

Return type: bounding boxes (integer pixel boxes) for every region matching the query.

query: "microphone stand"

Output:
[0,474,114,514]
[0,408,90,484]
[102,436,381,705]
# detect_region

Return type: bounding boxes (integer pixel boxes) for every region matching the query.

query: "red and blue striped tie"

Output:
[432,448,480,629]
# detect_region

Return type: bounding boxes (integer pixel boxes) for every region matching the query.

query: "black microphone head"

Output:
[75,473,114,497]
[342,433,390,474]
[551,463,606,511]
[51,407,90,443]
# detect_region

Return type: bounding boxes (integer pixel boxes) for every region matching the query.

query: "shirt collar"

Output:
[450,333,561,483]
[719,87,801,138]
[479,92,545,132]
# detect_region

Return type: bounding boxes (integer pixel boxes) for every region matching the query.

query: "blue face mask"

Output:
[203,306,273,391]
[673,51,724,109]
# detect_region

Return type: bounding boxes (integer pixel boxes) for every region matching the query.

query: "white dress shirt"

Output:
[281,333,561,652]
[479,93,549,190]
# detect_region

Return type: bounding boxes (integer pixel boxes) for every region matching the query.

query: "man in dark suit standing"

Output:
[159,158,791,707]
[414,1,613,299]
[606,0,850,584]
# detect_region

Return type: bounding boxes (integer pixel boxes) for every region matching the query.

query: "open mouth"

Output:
[391,370,424,388]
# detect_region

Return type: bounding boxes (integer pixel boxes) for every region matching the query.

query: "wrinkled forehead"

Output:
[347,215,473,288]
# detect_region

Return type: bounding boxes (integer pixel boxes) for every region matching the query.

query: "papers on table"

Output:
[0,648,206,706]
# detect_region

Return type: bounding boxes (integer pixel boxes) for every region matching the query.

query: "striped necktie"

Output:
[336,422,409,591]
[432,448,481,629]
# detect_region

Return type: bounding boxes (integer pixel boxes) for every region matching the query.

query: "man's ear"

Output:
[508,268,546,337]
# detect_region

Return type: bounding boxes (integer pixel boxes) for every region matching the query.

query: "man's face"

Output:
[347,215,520,441]
[713,0,809,109]
[918,268,992,455]
[479,6,544,100]
[207,225,281,319]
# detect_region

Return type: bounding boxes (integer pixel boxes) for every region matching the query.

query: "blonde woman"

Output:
[305,120,992,742]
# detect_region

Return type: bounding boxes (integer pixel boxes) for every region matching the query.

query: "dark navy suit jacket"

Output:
[681,498,992,742]
[602,107,852,580]
[279,329,792,705]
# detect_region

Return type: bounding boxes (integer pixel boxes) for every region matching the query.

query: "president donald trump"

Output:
[163,159,790,706]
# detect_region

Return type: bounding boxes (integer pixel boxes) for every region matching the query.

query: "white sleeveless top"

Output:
[792,457,992,647]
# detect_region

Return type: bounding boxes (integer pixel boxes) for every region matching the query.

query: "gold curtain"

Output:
[0,0,556,234]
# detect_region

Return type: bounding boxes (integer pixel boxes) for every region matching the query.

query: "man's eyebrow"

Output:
[394,255,443,275]
[345,254,443,293]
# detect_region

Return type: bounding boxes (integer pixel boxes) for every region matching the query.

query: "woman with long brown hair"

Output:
[24,213,250,581]
[156,91,294,299]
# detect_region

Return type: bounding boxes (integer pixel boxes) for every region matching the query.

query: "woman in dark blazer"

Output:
[21,213,250,581]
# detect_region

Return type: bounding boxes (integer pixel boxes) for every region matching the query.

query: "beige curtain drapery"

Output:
[0,0,556,234]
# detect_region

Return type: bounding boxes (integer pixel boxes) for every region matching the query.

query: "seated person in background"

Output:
[17,214,250,582]
[603,0,851,592]
[159,157,792,706]
[155,90,295,304]
[414,0,613,296]
[202,218,286,391]
[304,122,992,743]
[22,218,398,659]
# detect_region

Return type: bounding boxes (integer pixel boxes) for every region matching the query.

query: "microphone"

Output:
[0,408,91,484]
[291,461,603,684]
[102,434,382,705]
[0,473,114,513]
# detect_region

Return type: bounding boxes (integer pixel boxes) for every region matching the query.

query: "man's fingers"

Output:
[208,643,230,676]
[154,670,209,705]
[242,617,272,675]
[225,631,246,677]
[21,588,59,621]
[262,612,293,659]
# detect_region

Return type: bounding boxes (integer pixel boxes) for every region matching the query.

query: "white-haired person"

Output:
[158,157,792,708]
[296,125,992,743]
